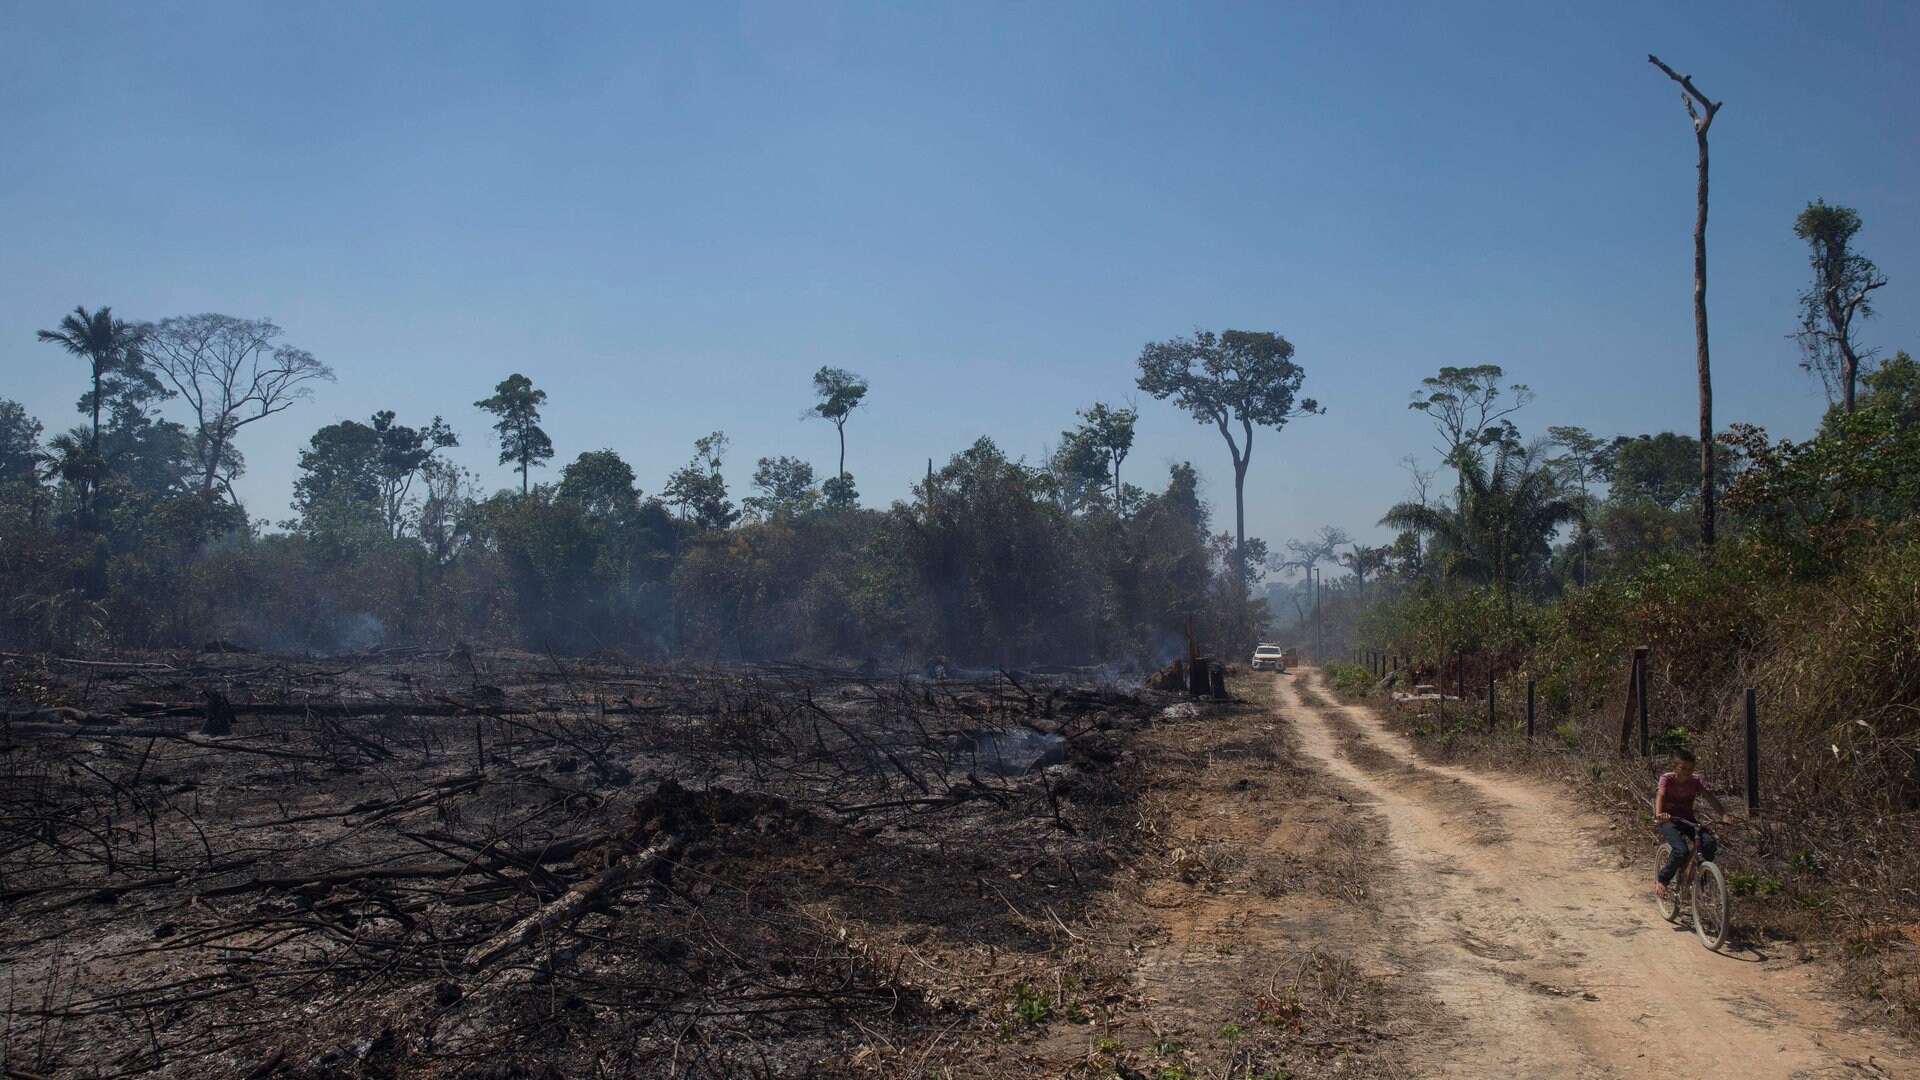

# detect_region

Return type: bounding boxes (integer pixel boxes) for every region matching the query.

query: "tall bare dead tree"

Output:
[1648,55,1723,549]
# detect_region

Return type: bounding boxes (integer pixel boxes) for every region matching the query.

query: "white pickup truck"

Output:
[1250,643,1286,670]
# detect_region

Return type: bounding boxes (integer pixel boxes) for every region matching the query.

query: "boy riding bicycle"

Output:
[1654,747,1726,902]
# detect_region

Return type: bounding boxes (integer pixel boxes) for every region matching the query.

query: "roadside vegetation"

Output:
[1274,202,1918,1032]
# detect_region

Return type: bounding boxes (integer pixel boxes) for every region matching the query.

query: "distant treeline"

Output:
[2,313,1319,664]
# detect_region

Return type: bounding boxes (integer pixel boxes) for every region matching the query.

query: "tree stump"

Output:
[203,690,236,737]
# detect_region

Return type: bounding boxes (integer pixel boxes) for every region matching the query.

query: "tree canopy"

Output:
[141,314,333,498]
[1794,199,1888,414]
[1136,329,1320,569]
[475,373,554,494]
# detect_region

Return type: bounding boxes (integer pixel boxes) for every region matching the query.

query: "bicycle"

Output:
[1653,818,1728,951]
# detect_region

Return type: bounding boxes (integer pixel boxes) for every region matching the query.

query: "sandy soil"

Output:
[1078,689,1423,1078]
[1272,668,1915,1079]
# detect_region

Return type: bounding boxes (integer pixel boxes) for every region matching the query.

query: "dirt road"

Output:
[1273,669,1914,1078]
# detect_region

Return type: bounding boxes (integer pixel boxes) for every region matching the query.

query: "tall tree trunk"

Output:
[90,366,103,455]
[202,429,227,494]
[1693,123,1715,548]
[1650,55,1722,551]
[1216,416,1252,575]
[1832,289,1860,414]
[1232,458,1249,573]
[837,423,847,481]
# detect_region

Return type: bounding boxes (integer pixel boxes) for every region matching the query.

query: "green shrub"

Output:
[1326,661,1375,695]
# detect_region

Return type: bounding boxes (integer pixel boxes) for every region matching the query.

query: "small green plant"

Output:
[1217,1022,1246,1077]
[1653,725,1692,754]
[1156,1066,1193,1080]
[1250,1069,1294,1080]
[1724,872,1783,897]
[1791,848,1822,875]
[1794,892,1829,911]
[1149,1037,1183,1056]
[1554,719,1580,748]
[1094,1035,1121,1055]
[1010,984,1052,1025]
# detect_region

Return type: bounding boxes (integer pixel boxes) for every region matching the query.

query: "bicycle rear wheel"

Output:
[1654,841,1680,922]
[1693,860,1729,951]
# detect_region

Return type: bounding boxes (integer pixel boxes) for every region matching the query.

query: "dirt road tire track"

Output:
[1274,669,1915,1079]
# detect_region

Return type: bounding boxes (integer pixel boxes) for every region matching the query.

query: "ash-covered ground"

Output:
[1,649,1170,1078]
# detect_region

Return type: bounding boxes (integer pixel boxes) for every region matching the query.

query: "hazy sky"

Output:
[2,1,1914,576]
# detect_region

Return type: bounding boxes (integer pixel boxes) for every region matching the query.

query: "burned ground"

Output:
[0,653,1421,1079]
[0,651,1162,1078]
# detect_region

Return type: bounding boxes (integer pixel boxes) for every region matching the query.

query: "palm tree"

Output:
[1340,543,1390,591]
[1380,442,1579,606]
[37,306,144,457]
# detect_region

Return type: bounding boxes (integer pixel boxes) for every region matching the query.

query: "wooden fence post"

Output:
[1636,647,1650,758]
[1617,649,1639,756]
[1486,668,1496,731]
[1744,688,1759,814]
[1526,678,1535,740]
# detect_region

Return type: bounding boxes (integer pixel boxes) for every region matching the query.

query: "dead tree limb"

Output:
[463,832,681,973]
[1,725,333,761]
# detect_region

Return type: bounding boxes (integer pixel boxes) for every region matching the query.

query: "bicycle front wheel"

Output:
[1654,841,1680,922]
[1693,860,1729,951]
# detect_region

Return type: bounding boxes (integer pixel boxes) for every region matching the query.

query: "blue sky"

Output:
[2,1,1914,574]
